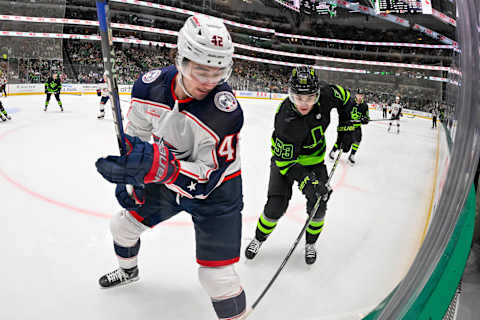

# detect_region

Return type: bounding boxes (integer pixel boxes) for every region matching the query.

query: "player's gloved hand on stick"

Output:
[95,134,180,186]
[298,172,333,203]
[360,116,369,124]
[340,132,353,152]
[96,89,102,97]
[115,184,145,210]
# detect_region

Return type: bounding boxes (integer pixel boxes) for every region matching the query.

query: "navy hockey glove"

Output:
[298,172,332,203]
[96,89,102,97]
[115,184,145,210]
[95,134,180,186]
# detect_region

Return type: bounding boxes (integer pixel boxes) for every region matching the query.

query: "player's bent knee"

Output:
[110,210,147,247]
[264,196,289,219]
[198,265,246,319]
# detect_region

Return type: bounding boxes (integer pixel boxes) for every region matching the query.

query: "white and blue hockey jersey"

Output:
[125,66,243,199]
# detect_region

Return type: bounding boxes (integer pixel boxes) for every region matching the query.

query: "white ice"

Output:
[0,94,437,320]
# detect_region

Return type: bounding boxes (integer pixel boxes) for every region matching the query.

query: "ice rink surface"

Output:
[0,94,438,319]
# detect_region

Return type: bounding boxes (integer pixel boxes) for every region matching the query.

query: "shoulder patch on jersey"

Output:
[214,91,238,113]
[142,70,162,84]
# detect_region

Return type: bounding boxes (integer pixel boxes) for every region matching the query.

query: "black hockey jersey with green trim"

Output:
[45,77,61,93]
[271,84,351,175]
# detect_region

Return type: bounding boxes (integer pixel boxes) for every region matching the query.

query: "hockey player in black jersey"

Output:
[244,66,353,265]
[344,88,369,165]
[44,72,63,112]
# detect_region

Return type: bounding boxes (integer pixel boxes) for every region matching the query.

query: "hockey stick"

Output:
[242,149,343,319]
[95,0,127,155]
[351,118,389,123]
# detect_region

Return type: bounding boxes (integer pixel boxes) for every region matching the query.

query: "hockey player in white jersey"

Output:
[96,72,109,119]
[95,15,247,320]
[388,96,402,134]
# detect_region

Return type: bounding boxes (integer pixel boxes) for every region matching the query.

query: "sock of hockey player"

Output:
[305,219,323,264]
[245,212,278,259]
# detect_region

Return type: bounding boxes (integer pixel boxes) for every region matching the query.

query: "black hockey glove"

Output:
[360,116,369,124]
[298,172,332,203]
[96,89,102,97]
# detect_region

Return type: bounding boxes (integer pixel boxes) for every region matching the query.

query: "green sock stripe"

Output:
[306,226,323,235]
[260,213,277,228]
[352,144,359,151]
[309,220,324,227]
[257,221,275,235]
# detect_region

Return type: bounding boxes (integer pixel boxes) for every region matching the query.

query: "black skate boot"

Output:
[328,149,338,160]
[305,244,317,265]
[348,153,356,166]
[245,238,264,260]
[99,266,139,289]
[60,106,64,112]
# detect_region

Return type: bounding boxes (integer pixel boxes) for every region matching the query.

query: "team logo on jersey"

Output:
[142,70,162,84]
[214,91,238,112]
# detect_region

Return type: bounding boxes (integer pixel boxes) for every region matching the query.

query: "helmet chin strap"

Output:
[177,72,193,99]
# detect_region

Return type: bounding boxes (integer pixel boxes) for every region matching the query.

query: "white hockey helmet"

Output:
[176,15,234,84]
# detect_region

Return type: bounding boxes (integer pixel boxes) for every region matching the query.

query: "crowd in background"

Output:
[1,39,445,113]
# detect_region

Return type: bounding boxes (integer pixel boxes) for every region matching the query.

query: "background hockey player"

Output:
[95,15,247,320]
[346,88,370,165]
[97,72,109,119]
[1,74,7,97]
[44,72,63,112]
[245,66,352,265]
[432,108,438,129]
[388,96,402,134]
[328,86,358,163]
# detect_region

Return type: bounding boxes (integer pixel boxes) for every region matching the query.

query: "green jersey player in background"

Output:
[44,72,63,112]
[244,66,354,265]
[345,88,369,165]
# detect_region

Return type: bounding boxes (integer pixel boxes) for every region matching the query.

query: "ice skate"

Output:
[305,244,317,265]
[348,153,356,166]
[245,238,264,260]
[98,266,139,289]
[97,109,105,119]
[328,149,338,161]
[0,114,6,121]
[60,106,64,112]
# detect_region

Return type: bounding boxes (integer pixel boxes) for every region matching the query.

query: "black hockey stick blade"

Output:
[96,0,127,155]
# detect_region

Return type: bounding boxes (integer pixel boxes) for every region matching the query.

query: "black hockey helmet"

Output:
[288,66,320,95]
[355,88,365,103]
